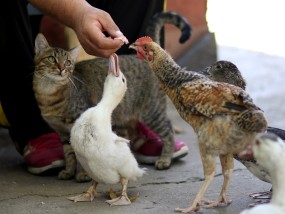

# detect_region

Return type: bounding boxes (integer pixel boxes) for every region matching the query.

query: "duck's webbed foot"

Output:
[68,192,95,202]
[105,195,131,206]
[68,181,97,202]
[106,177,131,206]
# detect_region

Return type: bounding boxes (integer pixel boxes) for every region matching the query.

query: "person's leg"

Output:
[0,0,64,174]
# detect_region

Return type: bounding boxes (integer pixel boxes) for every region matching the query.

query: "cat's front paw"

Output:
[155,157,171,170]
[75,171,92,183]
[58,169,74,180]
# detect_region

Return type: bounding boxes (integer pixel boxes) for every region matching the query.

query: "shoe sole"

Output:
[134,145,189,164]
[27,160,65,175]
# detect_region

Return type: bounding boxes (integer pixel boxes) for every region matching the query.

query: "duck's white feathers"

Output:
[240,204,285,214]
[70,53,145,186]
[240,133,285,214]
[71,107,145,184]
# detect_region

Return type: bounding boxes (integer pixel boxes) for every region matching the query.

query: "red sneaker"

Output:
[23,132,65,174]
[131,121,189,164]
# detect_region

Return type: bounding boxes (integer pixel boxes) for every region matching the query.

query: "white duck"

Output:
[68,53,145,206]
[240,133,285,214]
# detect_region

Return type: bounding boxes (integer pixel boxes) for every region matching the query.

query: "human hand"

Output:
[72,5,129,57]
[28,0,127,57]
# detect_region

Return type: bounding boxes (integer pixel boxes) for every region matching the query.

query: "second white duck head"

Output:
[240,133,285,214]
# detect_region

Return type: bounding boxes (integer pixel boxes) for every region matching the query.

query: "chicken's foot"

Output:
[175,153,216,213]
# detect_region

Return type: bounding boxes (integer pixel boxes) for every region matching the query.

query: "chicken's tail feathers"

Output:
[236,109,268,133]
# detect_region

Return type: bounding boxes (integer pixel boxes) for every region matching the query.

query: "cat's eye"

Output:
[65,60,71,66]
[48,56,56,63]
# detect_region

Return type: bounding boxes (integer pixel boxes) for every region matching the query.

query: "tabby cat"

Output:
[33,11,192,182]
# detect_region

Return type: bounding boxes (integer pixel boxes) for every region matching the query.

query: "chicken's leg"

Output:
[68,180,97,202]
[105,177,131,206]
[175,153,216,213]
[204,154,233,207]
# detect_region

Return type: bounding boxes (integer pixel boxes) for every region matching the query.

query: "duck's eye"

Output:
[65,59,71,66]
[216,65,221,69]
[48,56,56,63]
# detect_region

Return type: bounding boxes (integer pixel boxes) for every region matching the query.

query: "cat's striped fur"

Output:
[33,12,192,182]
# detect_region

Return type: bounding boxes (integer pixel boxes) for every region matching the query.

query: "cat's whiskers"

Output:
[39,73,51,82]
[73,75,87,86]
[25,71,36,80]
[68,77,78,91]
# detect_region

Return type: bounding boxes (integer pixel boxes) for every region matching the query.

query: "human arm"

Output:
[28,0,128,57]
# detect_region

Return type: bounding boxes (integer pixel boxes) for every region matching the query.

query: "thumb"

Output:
[112,30,129,44]
[101,15,129,44]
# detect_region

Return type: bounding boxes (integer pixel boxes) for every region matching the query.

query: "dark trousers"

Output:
[0,0,164,153]
[0,0,53,153]
[86,0,165,54]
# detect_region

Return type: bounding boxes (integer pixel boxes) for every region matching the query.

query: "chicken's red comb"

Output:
[135,36,153,43]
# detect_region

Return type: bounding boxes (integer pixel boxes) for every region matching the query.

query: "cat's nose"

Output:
[58,63,65,71]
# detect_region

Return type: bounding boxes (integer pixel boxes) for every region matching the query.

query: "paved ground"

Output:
[1,41,284,214]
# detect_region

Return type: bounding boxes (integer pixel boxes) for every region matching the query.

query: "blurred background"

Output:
[166,0,285,129]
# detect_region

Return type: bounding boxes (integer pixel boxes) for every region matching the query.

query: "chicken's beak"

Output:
[129,43,137,51]
[199,66,210,76]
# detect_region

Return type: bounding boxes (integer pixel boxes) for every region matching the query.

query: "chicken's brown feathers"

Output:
[178,80,259,118]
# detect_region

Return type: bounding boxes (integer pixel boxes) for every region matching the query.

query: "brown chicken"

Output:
[199,60,285,205]
[130,37,268,213]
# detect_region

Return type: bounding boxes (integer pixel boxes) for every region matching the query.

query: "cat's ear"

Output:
[69,46,81,62]
[34,33,50,56]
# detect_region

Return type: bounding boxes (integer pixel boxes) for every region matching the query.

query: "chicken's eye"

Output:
[143,45,147,50]
[65,59,71,66]
[216,65,221,69]
[48,56,56,63]
[122,77,125,83]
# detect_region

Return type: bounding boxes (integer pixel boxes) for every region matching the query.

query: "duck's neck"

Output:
[270,163,285,207]
[96,94,120,126]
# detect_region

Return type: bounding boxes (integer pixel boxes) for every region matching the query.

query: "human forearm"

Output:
[28,0,128,57]
[28,0,88,29]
